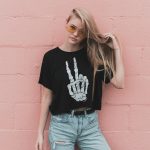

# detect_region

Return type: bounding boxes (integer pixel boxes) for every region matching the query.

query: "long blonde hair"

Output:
[66,7,119,101]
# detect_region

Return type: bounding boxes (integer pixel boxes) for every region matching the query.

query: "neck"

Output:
[60,39,82,52]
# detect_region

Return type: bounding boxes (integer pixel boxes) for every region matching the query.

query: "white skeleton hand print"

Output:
[65,57,89,102]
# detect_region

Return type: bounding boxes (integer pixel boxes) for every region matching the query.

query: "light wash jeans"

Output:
[48,110,111,150]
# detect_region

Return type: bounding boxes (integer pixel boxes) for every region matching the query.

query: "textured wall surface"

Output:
[0,0,150,150]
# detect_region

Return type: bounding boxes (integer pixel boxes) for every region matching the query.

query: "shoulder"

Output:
[42,46,60,62]
[44,46,59,57]
[39,47,59,68]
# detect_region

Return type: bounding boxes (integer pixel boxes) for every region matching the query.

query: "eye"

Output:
[66,25,76,33]
[79,30,86,36]
[79,30,84,34]
[70,25,76,31]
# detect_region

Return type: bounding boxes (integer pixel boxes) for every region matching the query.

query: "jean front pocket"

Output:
[86,112,98,128]
[51,114,71,123]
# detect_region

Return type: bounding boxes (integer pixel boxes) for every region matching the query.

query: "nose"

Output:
[73,30,79,36]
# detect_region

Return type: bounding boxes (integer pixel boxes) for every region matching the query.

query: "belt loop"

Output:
[71,110,74,117]
[84,109,87,117]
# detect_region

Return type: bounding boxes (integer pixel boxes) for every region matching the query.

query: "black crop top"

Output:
[38,46,113,115]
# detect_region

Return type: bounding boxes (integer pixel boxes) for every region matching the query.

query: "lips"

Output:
[70,37,77,41]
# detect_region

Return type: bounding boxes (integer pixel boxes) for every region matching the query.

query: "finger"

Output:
[104,33,111,38]
[39,143,42,150]
[104,32,113,36]
[85,77,89,94]
[35,143,38,150]
[65,60,74,83]
[105,34,115,39]
[104,35,110,38]
[104,32,111,35]
[109,33,116,38]
[73,57,79,80]
[104,33,109,37]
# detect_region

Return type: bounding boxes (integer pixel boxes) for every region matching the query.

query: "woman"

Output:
[35,7,124,150]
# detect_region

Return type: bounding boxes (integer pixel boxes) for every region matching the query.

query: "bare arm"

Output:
[38,85,53,136]
[111,48,125,89]
[104,33,125,89]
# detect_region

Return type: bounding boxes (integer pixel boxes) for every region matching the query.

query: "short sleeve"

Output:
[38,53,53,90]
[98,65,114,84]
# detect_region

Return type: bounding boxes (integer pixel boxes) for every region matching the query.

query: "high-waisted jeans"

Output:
[48,110,111,150]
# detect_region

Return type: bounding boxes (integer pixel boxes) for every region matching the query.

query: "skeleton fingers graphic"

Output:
[65,57,89,102]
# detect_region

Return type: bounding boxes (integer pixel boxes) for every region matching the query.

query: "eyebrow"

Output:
[71,24,84,30]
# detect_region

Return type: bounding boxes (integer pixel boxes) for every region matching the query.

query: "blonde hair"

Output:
[66,7,119,101]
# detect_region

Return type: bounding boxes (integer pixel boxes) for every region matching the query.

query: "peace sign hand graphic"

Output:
[65,57,89,102]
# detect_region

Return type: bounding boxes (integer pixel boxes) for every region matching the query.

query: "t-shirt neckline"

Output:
[57,46,85,54]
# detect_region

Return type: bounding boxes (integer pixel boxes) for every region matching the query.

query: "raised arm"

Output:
[104,33,125,89]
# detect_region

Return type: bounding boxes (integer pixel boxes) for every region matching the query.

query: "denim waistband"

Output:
[66,108,95,116]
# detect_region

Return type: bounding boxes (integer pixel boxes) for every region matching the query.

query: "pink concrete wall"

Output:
[0,0,149,150]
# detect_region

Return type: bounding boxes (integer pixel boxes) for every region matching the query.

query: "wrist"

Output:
[38,130,44,136]
[114,48,121,52]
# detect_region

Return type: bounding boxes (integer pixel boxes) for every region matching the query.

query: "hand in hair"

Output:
[104,33,121,50]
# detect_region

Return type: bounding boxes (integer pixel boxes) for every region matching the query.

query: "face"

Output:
[65,15,86,45]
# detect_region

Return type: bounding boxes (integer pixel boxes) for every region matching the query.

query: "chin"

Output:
[68,39,79,44]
